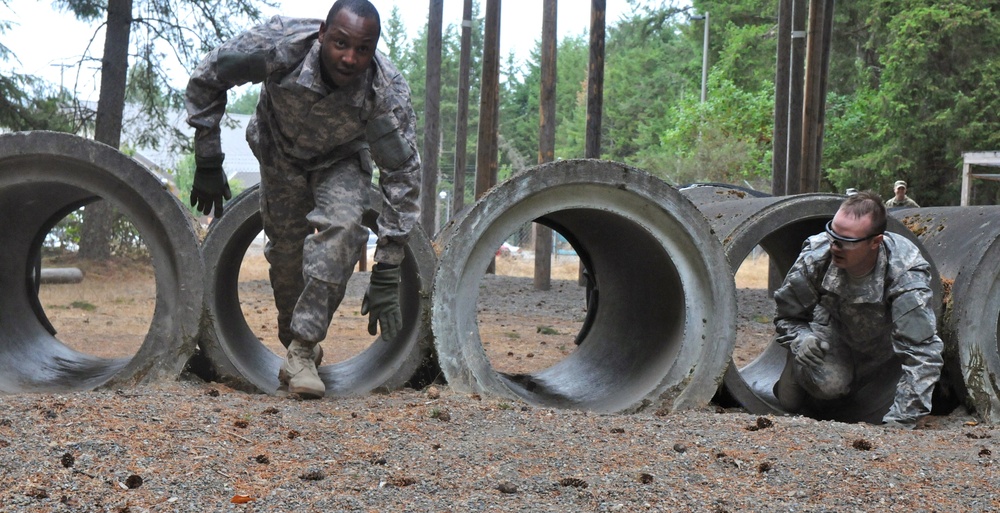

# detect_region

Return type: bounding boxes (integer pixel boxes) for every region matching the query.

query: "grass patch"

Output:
[70,301,96,311]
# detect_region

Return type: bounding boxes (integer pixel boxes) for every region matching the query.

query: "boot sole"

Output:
[288,385,325,399]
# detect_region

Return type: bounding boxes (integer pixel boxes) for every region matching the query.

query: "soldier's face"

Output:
[827,209,882,276]
[318,9,380,87]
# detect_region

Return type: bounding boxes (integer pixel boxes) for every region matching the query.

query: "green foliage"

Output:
[654,74,774,188]
[601,6,695,162]
[42,206,151,259]
[228,87,260,115]
[500,35,591,168]
[0,74,78,132]
[400,2,484,202]
[44,0,274,155]
[819,0,1000,205]
[381,6,409,64]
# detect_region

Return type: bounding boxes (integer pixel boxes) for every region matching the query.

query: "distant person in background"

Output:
[885,180,920,208]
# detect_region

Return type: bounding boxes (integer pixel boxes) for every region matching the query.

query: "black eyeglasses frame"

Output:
[824,220,880,245]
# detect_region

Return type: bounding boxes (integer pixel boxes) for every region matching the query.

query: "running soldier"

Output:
[186,0,421,398]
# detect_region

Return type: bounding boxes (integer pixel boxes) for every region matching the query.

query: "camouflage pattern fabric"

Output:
[773,232,943,425]
[186,15,421,345]
[885,196,920,208]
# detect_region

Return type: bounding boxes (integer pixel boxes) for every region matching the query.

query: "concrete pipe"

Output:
[431,159,736,414]
[39,267,85,284]
[198,183,437,395]
[686,193,942,423]
[893,207,1000,422]
[677,182,772,205]
[0,131,204,392]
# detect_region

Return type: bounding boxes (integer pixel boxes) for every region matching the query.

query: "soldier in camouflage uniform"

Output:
[885,180,920,208]
[185,0,421,398]
[772,191,942,428]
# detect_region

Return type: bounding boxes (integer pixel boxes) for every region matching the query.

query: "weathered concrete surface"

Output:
[198,183,438,396]
[431,159,737,414]
[893,206,1000,423]
[0,131,204,392]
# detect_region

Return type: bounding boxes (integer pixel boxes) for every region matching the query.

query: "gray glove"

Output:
[361,264,402,342]
[776,332,828,368]
[190,156,232,217]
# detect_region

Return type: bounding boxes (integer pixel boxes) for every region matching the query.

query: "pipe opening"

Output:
[434,161,734,415]
[477,223,587,376]
[731,248,772,371]
[0,131,203,394]
[234,230,382,364]
[34,204,156,361]
[492,209,686,409]
[200,185,435,395]
[731,217,827,410]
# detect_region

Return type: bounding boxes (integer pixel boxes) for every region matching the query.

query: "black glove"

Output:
[190,156,232,217]
[361,264,402,342]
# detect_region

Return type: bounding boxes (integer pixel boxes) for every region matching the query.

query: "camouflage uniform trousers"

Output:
[784,308,901,403]
[259,154,373,348]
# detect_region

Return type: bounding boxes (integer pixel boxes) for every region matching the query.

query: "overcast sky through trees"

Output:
[1,0,645,99]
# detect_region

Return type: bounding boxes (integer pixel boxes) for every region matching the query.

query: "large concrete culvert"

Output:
[431,159,737,413]
[683,193,944,423]
[894,207,1000,422]
[0,131,205,392]
[198,183,437,395]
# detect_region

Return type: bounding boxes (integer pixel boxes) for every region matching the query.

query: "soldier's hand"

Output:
[190,163,232,217]
[775,332,797,346]
[361,264,402,342]
[791,333,828,368]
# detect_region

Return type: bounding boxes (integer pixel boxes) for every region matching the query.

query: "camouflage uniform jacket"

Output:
[885,196,920,208]
[773,232,943,423]
[185,16,421,265]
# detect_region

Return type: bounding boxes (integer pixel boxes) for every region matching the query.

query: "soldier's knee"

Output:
[801,368,852,400]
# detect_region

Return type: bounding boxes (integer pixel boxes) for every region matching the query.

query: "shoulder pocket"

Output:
[217,50,268,84]
[366,115,414,169]
[891,291,937,343]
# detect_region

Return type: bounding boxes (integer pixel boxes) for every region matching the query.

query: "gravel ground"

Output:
[3,275,996,511]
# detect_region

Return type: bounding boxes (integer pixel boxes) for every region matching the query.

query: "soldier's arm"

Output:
[773,239,824,344]
[366,74,422,267]
[883,267,944,425]
[185,16,315,161]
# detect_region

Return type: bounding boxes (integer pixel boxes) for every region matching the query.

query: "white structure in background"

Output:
[961,151,1000,206]
[127,108,260,191]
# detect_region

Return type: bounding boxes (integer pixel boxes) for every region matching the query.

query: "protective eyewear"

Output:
[825,220,878,250]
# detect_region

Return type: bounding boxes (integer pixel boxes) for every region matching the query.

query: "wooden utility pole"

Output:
[799,0,829,193]
[421,0,443,234]
[785,0,807,195]
[475,0,501,201]
[586,0,606,160]
[452,0,474,215]
[476,0,501,274]
[771,0,791,196]
[582,0,606,287]
[534,0,557,291]
[811,0,836,188]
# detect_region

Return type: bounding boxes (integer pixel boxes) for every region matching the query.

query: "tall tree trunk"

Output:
[78,0,132,260]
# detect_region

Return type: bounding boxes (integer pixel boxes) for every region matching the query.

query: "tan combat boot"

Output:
[278,340,325,398]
